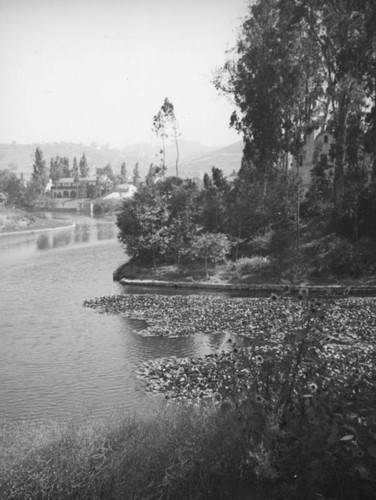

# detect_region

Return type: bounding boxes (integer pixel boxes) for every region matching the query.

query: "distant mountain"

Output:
[179,141,243,178]
[0,142,150,178]
[0,140,243,180]
[123,140,214,160]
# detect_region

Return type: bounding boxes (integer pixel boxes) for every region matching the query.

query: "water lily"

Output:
[255,394,264,404]
[308,382,318,393]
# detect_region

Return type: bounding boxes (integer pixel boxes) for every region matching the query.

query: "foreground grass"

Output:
[0,405,260,500]
[2,389,375,500]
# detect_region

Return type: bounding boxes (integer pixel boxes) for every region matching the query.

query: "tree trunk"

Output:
[296,158,301,252]
[175,134,179,178]
[333,92,349,211]
[152,245,157,276]
[162,137,166,179]
[263,171,268,197]
[353,199,359,242]
[236,226,241,260]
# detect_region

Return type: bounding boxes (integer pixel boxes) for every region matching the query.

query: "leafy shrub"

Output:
[248,231,273,256]
[180,232,232,276]
[235,256,270,275]
[0,207,35,231]
[306,236,376,278]
[117,179,199,267]
[93,198,120,215]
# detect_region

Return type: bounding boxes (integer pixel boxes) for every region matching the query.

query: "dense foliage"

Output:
[0,169,26,206]
[117,177,200,269]
[213,0,376,277]
[215,0,376,209]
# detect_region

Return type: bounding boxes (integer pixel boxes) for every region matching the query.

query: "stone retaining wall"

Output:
[119,278,376,297]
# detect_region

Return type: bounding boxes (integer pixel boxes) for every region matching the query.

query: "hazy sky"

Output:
[0,0,249,148]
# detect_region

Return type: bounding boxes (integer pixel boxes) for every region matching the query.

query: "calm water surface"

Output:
[0,215,240,421]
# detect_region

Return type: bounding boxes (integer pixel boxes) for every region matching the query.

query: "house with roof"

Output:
[293,130,335,188]
[50,176,97,198]
[293,129,373,189]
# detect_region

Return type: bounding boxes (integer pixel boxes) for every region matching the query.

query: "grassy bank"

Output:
[0,206,71,234]
[113,256,376,287]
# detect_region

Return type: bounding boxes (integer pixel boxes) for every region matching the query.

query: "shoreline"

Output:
[0,205,77,237]
[119,277,376,296]
[114,259,376,296]
[0,222,76,237]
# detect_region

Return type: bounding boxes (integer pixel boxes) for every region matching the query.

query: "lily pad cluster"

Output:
[137,354,229,402]
[84,294,376,342]
[84,293,376,402]
[138,341,376,404]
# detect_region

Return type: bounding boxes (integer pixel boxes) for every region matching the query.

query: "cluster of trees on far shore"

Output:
[0,148,142,207]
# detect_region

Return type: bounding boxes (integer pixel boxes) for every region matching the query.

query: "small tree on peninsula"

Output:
[117,183,172,274]
[181,232,232,278]
[117,177,201,270]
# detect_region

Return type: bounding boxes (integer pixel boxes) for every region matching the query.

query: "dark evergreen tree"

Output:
[61,157,71,177]
[31,148,48,195]
[72,157,79,198]
[132,162,140,187]
[120,162,127,183]
[79,154,89,178]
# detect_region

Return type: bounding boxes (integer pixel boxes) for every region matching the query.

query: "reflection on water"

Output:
[53,230,73,248]
[0,215,250,422]
[36,233,50,250]
[0,219,117,263]
[35,223,116,251]
[97,223,116,240]
[75,224,91,244]
[118,317,251,361]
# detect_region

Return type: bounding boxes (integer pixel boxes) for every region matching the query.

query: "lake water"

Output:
[0,215,239,421]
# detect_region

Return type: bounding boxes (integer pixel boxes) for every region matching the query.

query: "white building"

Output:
[298,130,336,187]
[103,183,137,200]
